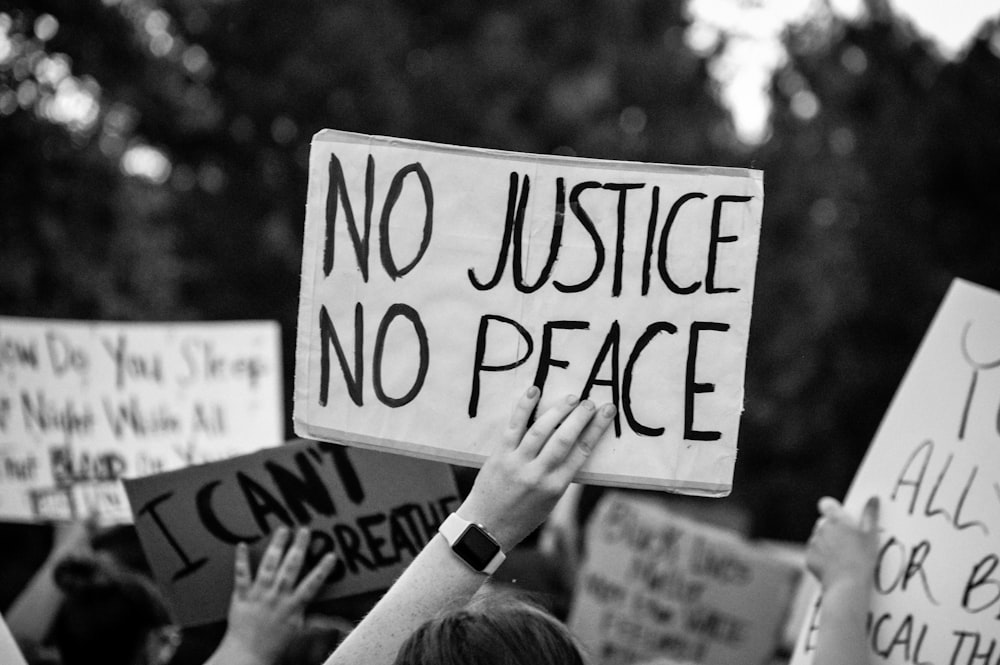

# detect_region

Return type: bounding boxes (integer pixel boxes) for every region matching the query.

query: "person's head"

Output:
[90,524,152,576]
[393,590,586,665]
[51,554,179,665]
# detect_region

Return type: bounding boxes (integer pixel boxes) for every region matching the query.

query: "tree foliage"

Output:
[0,0,998,541]
[743,1,1000,537]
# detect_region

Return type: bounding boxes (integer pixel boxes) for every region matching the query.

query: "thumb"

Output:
[860,495,880,533]
[817,496,843,518]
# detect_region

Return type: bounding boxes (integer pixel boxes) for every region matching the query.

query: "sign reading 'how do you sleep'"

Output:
[0,318,283,523]
[295,131,763,494]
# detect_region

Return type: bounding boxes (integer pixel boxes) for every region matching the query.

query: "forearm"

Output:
[203,636,272,665]
[813,581,871,665]
[5,560,62,648]
[325,535,487,665]
[327,390,614,665]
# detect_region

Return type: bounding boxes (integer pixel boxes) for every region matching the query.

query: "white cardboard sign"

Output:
[791,279,1000,665]
[294,130,763,495]
[0,317,284,522]
[568,492,799,665]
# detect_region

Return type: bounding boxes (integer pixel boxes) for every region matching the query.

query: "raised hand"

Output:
[458,387,616,552]
[324,386,616,665]
[208,526,336,665]
[806,495,880,590]
[805,496,880,665]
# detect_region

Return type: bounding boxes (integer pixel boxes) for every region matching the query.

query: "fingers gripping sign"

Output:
[806,496,880,590]
[535,397,598,472]
[564,401,618,478]
[802,497,881,665]
[498,385,541,452]
[461,386,616,553]
[516,393,583,459]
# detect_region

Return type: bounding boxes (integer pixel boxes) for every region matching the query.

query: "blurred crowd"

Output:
[3,388,879,665]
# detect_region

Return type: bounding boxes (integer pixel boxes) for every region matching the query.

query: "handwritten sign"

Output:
[791,279,1000,665]
[294,130,763,494]
[123,439,459,626]
[568,492,799,665]
[0,318,283,523]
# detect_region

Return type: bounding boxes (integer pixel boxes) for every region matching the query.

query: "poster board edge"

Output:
[297,424,731,496]
[311,128,763,181]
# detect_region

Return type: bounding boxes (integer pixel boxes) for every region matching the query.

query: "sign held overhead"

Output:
[790,279,1000,665]
[295,130,763,494]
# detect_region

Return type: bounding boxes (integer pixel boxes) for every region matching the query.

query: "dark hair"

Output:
[90,525,153,576]
[275,615,354,665]
[393,591,587,665]
[50,554,173,665]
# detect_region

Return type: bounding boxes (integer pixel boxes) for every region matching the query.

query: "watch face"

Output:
[454,524,501,571]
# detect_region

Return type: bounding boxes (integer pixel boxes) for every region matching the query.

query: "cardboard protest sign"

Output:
[294,130,763,495]
[0,318,283,523]
[124,439,459,626]
[568,492,799,665]
[791,279,1000,665]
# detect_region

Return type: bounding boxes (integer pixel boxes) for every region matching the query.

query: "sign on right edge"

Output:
[791,279,1000,665]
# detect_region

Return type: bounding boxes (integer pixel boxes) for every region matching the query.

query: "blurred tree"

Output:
[0,1,188,320]
[0,0,736,426]
[0,0,741,618]
[743,0,1000,539]
[2,0,997,547]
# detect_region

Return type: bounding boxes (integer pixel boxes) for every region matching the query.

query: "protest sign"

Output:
[790,279,1000,665]
[124,439,459,626]
[0,318,283,523]
[294,130,763,495]
[568,492,799,665]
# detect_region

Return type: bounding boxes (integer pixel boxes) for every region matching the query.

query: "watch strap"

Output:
[438,513,506,575]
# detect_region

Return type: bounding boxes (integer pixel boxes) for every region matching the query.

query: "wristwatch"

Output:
[438,513,506,575]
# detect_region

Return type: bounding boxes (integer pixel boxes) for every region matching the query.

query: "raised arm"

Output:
[325,387,616,665]
[538,481,584,584]
[205,526,336,665]
[806,495,879,665]
[6,519,94,652]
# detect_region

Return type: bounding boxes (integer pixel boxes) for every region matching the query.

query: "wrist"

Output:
[439,513,507,575]
[821,569,871,593]
[455,502,520,552]
[212,633,273,665]
[820,576,872,617]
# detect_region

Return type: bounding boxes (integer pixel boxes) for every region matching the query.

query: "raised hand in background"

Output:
[206,526,336,665]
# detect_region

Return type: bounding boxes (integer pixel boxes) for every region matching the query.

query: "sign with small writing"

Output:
[124,439,459,626]
[294,130,763,495]
[791,279,1000,665]
[568,492,799,665]
[0,318,283,523]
